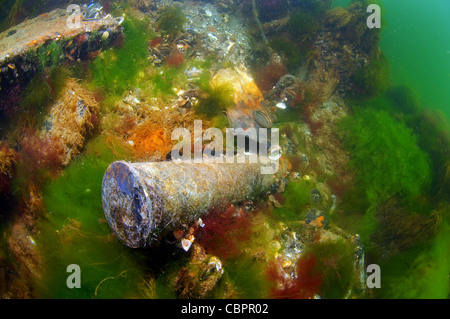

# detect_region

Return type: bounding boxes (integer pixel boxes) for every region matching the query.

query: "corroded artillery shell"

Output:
[102,159,288,248]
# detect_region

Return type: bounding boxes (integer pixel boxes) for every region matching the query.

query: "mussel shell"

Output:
[252,109,272,128]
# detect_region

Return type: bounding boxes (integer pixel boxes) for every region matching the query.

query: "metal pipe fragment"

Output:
[102,159,288,248]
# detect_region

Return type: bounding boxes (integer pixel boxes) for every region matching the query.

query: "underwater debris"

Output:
[291,1,382,107]
[250,0,277,62]
[148,1,251,67]
[41,78,100,166]
[325,6,352,30]
[18,131,65,182]
[287,11,320,43]
[102,158,289,248]
[129,0,155,13]
[263,74,305,111]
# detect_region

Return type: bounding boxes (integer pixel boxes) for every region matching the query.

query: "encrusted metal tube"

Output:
[102,159,288,248]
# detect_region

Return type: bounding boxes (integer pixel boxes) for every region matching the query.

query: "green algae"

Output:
[36,135,149,298]
[224,257,271,299]
[157,4,187,36]
[355,85,422,121]
[412,110,450,202]
[212,114,229,131]
[287,11,320,42]
[19,73,52,114]
[345,88,449,206]
[154,270,178,299]
[338,108,431,208]
[353,52,390,98]
[37,41,64,72]
[385,85,421,115]
[149,66,186,97]
[272,179,315,222]
[19,67,69,122]
[276,107,301,124]
[305,239,357,299]
[193,72,234,118]
[89,17,153,95]
[376,217,450,298]
[269,38,304,69]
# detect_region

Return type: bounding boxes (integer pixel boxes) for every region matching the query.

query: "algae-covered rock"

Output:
[0,7,122,119]
[0,142,16,179]
[325,7,352,29]
[40,78,100,166]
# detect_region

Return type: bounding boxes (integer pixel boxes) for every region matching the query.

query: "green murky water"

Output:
[334,0,450,299]
[334,0,450,119]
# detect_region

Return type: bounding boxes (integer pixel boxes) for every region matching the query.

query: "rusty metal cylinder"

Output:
[102,159,288,248]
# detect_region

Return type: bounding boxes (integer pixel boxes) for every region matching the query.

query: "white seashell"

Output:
[181,238,193,251]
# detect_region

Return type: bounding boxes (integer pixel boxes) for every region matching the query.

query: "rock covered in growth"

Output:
[40,78,100,166]
[5,215,42,299]
[0,8,122,117]
[325,6,352,29]
[304,2,382,105]
[0,142,16,194]
[174,244,224,299]
[0,9,122,63]
[0,142,16,178]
